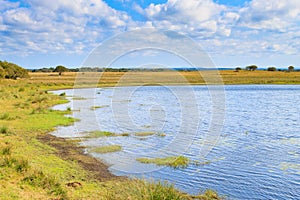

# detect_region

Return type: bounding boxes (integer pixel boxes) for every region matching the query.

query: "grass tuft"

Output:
[0,126,9,135]
[137,156,190,168]
[134,132,156,137]
[90,145,122,154]
[90,105,109,110]
[15,159,29,173]
[23,171,67,198]
[85,130,129,138]
[0,113,14,120]
[1,146,12,155]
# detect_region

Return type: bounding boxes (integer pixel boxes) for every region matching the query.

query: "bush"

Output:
[267,67,277,71]
[0,60,29,79]
[0,66,5,78]
[53,65,69,75]
[0,126,9,135]
[246,65,258,71]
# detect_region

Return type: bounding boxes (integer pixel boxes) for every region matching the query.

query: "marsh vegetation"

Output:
[136,156,190,168]
[0,79,220,199]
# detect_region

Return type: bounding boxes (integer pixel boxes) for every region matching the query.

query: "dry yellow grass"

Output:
[27,70,300,89]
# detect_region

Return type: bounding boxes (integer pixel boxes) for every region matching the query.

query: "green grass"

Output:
[90,145,122,154]
[85,130,129,138]
[87,130,116,137]
[0,113,14,120]
[0,126,8,134]
[137,156,190,168]
[22,171,67,198]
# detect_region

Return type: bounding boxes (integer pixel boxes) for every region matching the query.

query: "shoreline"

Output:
[37,133,122,182]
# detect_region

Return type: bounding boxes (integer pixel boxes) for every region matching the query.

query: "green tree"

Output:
[235,67,242,71]
[267,67,277,71]
[288,66,294,72]
[0,66,5,78]
[0,61,29,79]
[245,65,258,71]
[53,65,69,75]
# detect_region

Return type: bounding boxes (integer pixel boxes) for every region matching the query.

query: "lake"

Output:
[51,85,300,199]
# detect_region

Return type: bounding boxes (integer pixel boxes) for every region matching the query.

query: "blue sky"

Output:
[1,0,300,69]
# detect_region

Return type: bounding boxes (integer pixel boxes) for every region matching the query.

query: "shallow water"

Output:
[51,85,300,199]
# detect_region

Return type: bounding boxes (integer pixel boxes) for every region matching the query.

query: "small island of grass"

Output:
[134,132,156,136]
[85,130,129,138]
[136,156,190,168]
[90,145,122,154]
[90,105,109,110]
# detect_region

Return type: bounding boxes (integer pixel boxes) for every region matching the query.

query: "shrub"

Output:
[15,159,29,173]
[0,126,9,135]
[0,60,29,79]
[267,67,277,71]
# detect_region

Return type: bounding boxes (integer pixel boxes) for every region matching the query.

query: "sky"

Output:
[0,0,300,69]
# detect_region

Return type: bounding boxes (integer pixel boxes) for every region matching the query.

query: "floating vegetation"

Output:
[85,131,129,138]
[71,97,86,100]
[90,105,109,110]
[157,133,166,137]
[87,131,115,137]
[287,151,299,157]
[120,133,130,136]
[192,160,212,166]
[280,138,300,146]
[192,157,225,166]
[136,156,190,168]
[280,162,300,173]
[90,145,122,154]
[134,132,156,137]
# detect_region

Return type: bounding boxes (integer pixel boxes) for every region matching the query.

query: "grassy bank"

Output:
[0,79,220,199]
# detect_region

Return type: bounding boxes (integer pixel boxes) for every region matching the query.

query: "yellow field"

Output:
[27,70,300,89]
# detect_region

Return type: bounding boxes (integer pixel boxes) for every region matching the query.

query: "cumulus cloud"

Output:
[142,0,228,37]
[0,0,132,55]
[238,0,300,31]
[0,0,300,64]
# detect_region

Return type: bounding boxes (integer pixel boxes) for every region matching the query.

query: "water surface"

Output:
[51,85,300,199]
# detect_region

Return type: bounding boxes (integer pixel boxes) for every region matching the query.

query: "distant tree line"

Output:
[0,60,29,79]
[235,65,297,72]
[31,66,173,73]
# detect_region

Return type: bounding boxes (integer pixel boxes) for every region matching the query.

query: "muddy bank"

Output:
[38,134,123,181]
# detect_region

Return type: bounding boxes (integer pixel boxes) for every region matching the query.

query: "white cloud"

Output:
[0,0,132,55]
[143,0,227,37]
[238,0,300,31]
[1,0,300,66]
